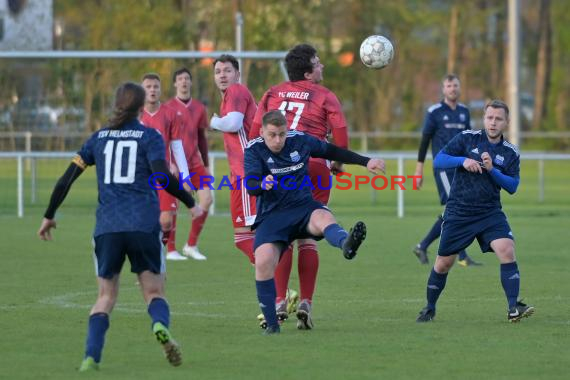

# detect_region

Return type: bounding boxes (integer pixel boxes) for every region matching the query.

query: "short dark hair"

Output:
[262,110,287,128]
[213,54,239,71]
[442,73,459,83]
[108,82,146,129]
[285,44,317,81]
[172,67,192,83]
[142,73,161,82]
[484,99,510,118]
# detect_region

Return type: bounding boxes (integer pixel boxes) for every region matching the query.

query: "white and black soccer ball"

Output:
[359,35,394,69]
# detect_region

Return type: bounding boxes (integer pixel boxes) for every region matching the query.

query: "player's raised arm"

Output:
[210,111,244,133]
[310,139,385,175]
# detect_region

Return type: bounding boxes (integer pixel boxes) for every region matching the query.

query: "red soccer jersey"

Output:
[140,104,182,163]
[250,80,348,148]
[219,83,257,177]
[164,97,208,168]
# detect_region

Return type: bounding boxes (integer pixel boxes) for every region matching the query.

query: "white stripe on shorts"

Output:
[91,238,99,277]
[439,170,451,196]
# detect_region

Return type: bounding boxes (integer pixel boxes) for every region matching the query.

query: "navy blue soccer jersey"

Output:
[422,101,471,158]
[77,119,165,236]
[244,131,328,224]
[441,130,520,216]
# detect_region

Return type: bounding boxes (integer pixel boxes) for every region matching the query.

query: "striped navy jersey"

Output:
[244,131,328,224]
[442,130,520,216]
[422,101,471,159]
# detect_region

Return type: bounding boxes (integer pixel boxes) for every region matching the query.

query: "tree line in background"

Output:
[0,0,568,150]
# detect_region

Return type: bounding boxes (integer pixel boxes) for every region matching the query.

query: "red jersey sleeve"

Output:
[250,91,269,140]
[324,91,348,148]
[225,84,249,115]
[168,107,183,141]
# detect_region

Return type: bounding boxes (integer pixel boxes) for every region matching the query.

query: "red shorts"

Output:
[309,161,331,205]
[230,176,257,228]
[158,190,177,212]
[158,165,211,212]
[188,165,211,190]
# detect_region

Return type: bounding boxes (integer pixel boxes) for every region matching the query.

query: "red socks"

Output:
[188,212,208,246]
[274,246,293,303]
[234,231,255,264]
[298,242,319,302]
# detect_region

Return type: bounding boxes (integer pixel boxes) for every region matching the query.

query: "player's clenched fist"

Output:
[481,152,493,171]
[262,174,275,190]
[462,158,483,173]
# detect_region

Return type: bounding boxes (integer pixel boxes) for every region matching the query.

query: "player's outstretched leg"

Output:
[341,221,367,260]
[322,221,367,260]
[153,322,182,366]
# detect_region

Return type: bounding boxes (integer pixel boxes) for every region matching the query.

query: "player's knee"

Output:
[200,191,213,208]
[492,239,516,262]
[310,209,336,231]
[159,212,173,231]
[434,256,454,273]
[160,219,172,232]
[497,245,515,261]
[254,251,277,280]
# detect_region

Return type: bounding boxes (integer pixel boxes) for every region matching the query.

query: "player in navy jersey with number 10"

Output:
[416,100,534,323]
[38,83,201,371]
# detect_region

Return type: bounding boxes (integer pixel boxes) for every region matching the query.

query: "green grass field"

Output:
[1,157,569,379]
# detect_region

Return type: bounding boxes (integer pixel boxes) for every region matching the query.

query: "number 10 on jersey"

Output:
[103,140,138,184]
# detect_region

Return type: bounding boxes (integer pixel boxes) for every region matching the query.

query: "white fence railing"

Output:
[1,151,569,218]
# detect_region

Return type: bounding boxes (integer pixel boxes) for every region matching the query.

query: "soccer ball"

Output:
[359,35,394,69]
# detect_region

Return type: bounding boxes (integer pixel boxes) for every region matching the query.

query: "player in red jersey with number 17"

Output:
[250,44,350,330]
[211,55,257,264]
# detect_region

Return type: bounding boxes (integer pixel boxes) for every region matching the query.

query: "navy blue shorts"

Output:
[433,168,456,205]
[438,210,514,256]
[93,231,164,279]
[252,200,329,252]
